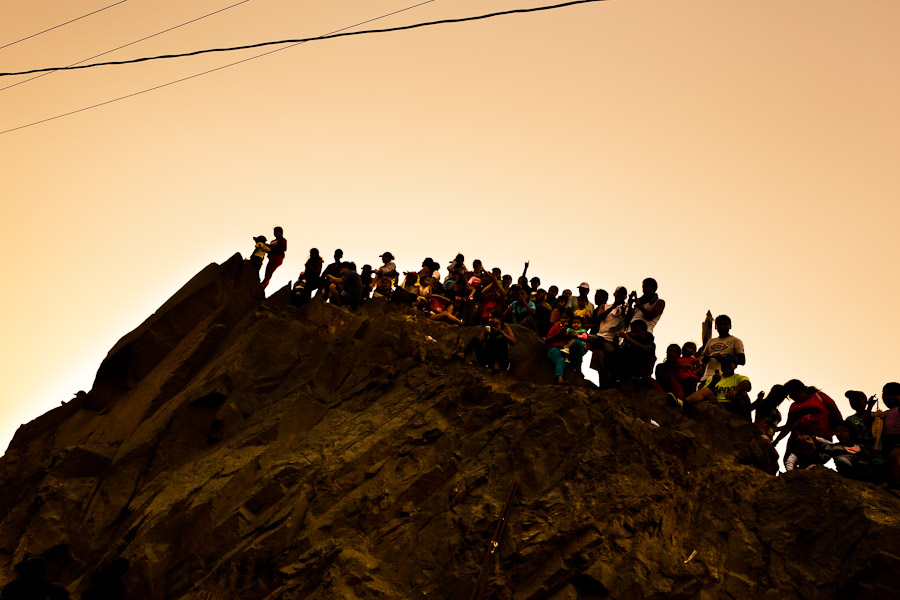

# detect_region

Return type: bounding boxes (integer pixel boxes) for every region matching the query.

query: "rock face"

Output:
[2,255,899,600]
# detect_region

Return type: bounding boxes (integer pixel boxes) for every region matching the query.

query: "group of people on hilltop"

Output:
[244,231,900,485]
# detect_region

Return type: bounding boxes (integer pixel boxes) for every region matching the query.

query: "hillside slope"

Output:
[2,254,899,600]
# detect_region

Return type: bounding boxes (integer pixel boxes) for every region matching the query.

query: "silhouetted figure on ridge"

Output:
[248,235,269,274]
[1,556,69,599]
[261,226,286,289]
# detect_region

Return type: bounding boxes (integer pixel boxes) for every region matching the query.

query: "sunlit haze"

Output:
[2,0,899,453]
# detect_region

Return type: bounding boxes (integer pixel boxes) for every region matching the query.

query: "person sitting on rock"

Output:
[456,310,516,373]
[751,384,788,441]
[249,235,269,274]
[505,288,536,330]
[549,295,568,327]
[784,433,826,471]
[675,341,703,397]
[319,249,344,296]
[843,390,876,453]
[655,343,684,397]
[699,314,745,380]
[880,382,900,486]
[533,289,553,335]
[261,226,287,289]
[545,312,577,385]
[772,380,844,470]
[610,319,656,386]
[372,276,393,299]
[326,261,363,310]
[294,248,323,303]
[562,316,589,358]
[821,424,872,481]
[676,354,751,419]
[359,264,375,299]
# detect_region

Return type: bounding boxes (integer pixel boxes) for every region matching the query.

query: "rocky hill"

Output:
[2,254,899,600]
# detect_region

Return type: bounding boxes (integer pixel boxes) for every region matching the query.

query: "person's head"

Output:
[273,226,283,238]
[557,313,571,328]
[765,384,788,407]
[576,296,587,308]
[489,310,503,328]
[715,315,732,336]
[517,289,529,303]
[562,288,573,298]
[360,264,373,275]
[571,316,583,330]
[535,288,547,302]
[422,276,434,287]
[883,382,900,408]
[577,282,590,297]
[309,248,320,259]
[845,390,868,413]
[473,259,483,271]
[641,277,658,295]
[530,276,541,289]
[334,248,344,260]
[594,289,608,305]
[666,343,681,360]
[547,285,559,298]
[380,252,394,264]
[376,276,392,290]
[492,267,502,279]
[718,353,738,375]
[555,296,568,309]
[517,276,529,289]
[614,286,627,303]
[630,319,649,340]
[502,274,512,285]
[682,341,697,357]
[254,235,267,243]
[784,379,812,401]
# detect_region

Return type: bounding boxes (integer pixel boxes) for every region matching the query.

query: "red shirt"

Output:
[788,392,843,439]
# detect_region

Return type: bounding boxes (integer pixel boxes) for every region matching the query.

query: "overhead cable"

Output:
[0,1,128,52]
[1,0,252,93]
[0,0,608,78]
[0,0,438,135]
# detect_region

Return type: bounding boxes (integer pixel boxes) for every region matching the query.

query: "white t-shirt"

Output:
[595,303,626,342]
[701,335,745,379]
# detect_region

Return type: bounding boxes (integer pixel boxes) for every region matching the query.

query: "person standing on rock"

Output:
[627,277,665,333]
[699,315,745,380]
[261,226,287,289]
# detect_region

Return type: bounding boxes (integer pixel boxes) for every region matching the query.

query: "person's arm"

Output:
[544,324,567,344]
[524,301,536,315]
[733,338,746,366]
[639,298,666,320]
[500,324,516,345]
[726,378,752,400]
[864,395,877,425]
[326,274,342,285]
[616,330,650,352]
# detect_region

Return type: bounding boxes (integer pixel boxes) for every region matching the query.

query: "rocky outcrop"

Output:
[2,256,899,599]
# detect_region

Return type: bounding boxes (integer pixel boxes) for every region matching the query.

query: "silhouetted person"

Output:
[699,314,745,379]
[248,235,269,274]
[627,277,665,333]
[326,262,363,309]
[319,249,344,296]
[261,226,286,289]
[1,556,69,599]
[82,558,128,600]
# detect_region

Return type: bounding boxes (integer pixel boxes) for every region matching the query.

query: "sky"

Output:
[2,0,899,454]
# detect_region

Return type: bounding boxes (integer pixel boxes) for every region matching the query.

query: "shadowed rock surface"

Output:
[2,254,899,599]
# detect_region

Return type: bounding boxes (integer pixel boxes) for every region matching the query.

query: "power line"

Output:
[0,0,252,93]
[0,0,438,136]
[0,1,128,52]
[0,0,607,78]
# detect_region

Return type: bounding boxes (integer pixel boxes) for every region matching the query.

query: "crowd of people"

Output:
[247,228,900,485]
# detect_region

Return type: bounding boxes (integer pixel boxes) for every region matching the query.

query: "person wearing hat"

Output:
[375,251,397,285]
[249,235,269,273]
[679,353,751,419]
[567,282,594,315]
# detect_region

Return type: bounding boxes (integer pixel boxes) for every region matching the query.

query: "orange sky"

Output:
[2,0,899,452]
